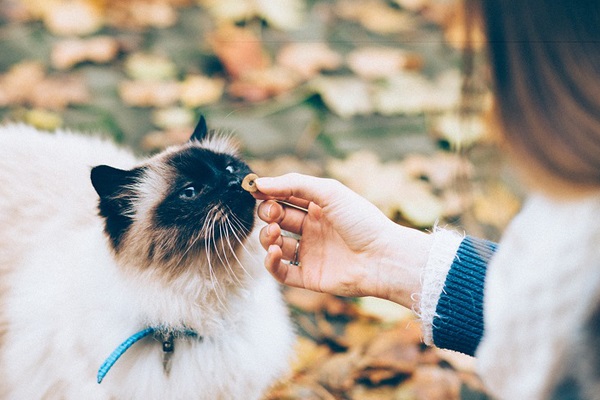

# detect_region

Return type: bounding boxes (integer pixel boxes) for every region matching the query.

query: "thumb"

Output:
[255,173,345,208]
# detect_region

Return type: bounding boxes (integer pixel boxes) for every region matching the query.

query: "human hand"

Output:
[253,173,432,308]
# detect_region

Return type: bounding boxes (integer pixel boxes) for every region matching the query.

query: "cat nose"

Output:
[227,175,243,188]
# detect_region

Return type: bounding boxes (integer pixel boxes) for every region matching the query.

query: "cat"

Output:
[0,117,294,399]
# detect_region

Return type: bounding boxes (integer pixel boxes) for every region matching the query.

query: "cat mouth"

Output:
[201,204,254,247]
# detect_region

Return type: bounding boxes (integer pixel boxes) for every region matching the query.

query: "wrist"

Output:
[372,223,433,309]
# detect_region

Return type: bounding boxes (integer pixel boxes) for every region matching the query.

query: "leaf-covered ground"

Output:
[0,1,522,398]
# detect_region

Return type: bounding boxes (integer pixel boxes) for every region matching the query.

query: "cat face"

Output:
[91,117,256,279]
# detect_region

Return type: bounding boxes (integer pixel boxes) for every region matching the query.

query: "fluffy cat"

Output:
[0,118,294,399]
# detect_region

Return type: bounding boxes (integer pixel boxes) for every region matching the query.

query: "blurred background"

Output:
[0,0,521,398]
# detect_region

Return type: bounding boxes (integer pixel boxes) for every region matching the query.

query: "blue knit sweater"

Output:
[431,236,497,357]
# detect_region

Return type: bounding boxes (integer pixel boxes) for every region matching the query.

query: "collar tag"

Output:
[97,327,199,384]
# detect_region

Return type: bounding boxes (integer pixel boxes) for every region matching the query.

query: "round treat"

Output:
[242,173,259,193]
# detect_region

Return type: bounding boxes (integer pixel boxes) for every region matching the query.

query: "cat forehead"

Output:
[145,136,243,178]
[152,134,240,165]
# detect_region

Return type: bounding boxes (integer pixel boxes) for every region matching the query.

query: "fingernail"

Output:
[266,223,272,236]
[255,177,273,189]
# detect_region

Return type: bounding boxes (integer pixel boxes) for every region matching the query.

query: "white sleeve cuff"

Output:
[416,227,464,345]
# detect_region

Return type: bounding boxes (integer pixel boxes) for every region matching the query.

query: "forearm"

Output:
[418,230,497,357]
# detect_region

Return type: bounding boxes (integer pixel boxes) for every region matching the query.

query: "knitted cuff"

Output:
[417,227,464,346]
[432,236,497,356]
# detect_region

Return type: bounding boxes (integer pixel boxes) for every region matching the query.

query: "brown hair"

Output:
[478,0,600,189]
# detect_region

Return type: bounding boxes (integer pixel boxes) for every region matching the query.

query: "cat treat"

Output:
[242,173,259,193]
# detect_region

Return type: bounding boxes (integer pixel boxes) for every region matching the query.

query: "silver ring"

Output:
[290,239,301,266]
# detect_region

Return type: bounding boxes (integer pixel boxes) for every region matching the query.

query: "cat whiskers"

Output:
[204,209,229,311]
[215,216,244,287]
[226,210,261,265]
[221,209,258,279]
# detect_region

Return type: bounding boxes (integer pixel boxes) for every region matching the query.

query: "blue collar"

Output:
[97,327,199,384]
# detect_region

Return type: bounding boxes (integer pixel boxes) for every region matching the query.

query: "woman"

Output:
[253,1,600,399]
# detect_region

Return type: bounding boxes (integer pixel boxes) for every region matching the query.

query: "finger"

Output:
[279,235,301,262]
[257,200,310,235]
[279,197,311,211]
[251,193,311,211]
[265,245,306,288]
[255,173,344,208]
[258,222,281,251]
[259,222,303,261]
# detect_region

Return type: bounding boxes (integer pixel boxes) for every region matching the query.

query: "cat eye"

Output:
[225,165,235,173]
[179,186,197,199]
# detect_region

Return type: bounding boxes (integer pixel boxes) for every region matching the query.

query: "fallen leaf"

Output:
[411,366,461,400]
[356,323,422,383]
[29,76,90,110]
[43,0,103,36]
[0,61,46,106]
[24,108,63,131]
[372,72,434,115]
[277,43,343,80]
[51,36,120,70]
[290,337,331,374]
[179,75,224,108]
[285,287,356,317]
[402,152,474,190]
[342,318,382,349]
[335,0,418,35]
[316,350,363,392]
[199,0,305,30]
[358,297,413,323]
[350,384,407,400]
[310,76,373,118]
[119,80,181,107]
[253,0,305,30]
[473,183,521,230]
[151,106,195,129]
[124,53,178,81]
[431,112,487,148]
[327,151,444,227]
[208,25,271,80]
[347,47,421,80]
[391,0,429,12]
[434,348,477,373]
[227,66,300,102]
[104,0,181,29]
[140,128,192,151]
[266,376,337,400]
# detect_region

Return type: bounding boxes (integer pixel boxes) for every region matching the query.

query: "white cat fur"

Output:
[0,124,294,399]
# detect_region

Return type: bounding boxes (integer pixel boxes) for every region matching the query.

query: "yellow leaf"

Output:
[24,109,63,131]
[124,53,178,82]
[179,75,224,108]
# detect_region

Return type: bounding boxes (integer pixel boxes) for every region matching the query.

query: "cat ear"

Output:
[91,165,141,249]
[190,115,208,142]
[91,165,138,199]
